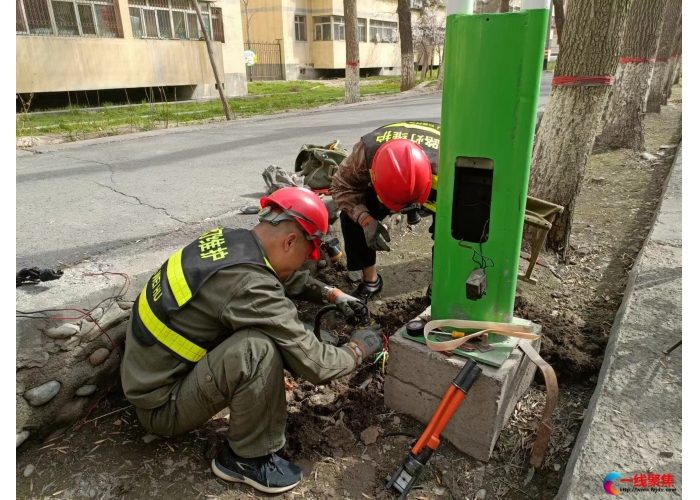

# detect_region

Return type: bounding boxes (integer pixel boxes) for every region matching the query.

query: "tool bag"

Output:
[294,140,349,190]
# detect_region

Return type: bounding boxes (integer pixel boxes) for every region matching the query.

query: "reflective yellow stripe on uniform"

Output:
[422,200,437,212]
[137,287,206,363]
[166,249,193,307]
[385,122,441,136]
[263,257,278,276]
[432,174,439,190]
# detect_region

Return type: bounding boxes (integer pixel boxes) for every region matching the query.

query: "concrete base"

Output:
[384,320,541,462]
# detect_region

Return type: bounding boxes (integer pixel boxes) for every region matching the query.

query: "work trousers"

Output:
[340,188,435,272]
[135,328,287,458]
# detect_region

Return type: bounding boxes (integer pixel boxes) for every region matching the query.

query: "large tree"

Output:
[343,0,360,103]
[398,0,415,91]
[646,0,681,113]
[663,16,681,103]
[528,0,632,250]
[597,0,668,151]
[500,0,510,12]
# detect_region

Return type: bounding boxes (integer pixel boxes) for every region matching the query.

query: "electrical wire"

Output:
[458,218,494,270]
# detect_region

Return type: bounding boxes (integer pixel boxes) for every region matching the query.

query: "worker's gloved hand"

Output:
[359,213,391,252]
[331,290,366,320]
[346,324,384,363]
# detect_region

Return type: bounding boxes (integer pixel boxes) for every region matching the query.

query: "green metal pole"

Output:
[432,1,549,323]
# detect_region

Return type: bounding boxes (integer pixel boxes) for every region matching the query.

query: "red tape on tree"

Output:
[619,57,656,63]
[346,61,359,67]
[552,76,615,87]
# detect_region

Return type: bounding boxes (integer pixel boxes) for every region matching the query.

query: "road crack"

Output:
[93,182,186,224]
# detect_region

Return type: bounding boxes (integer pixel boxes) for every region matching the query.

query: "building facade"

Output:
[243,0,405,80]
[16,0,249,100]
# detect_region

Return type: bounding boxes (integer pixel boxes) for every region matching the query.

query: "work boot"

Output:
[211,441,303,494]
[351,274,383,303]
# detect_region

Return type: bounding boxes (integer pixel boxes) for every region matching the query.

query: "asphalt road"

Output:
[16,74,552,269]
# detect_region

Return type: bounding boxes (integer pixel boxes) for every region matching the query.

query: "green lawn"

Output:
[16,77,426,142]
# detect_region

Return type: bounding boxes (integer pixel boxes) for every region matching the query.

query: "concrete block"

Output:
[384,323,541,462]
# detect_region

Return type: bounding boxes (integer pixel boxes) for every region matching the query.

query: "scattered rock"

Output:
[317,260,327,268]
[551,292,562,298]
[75,384,97,396]
[393,416,401,425]
[45,323,80,339]
[83,303,129,342]
[523,466,535,486]
[475,489,487,500]
[309,393,336,406]
[61,336,81,351]
[659,451,674,458]
[361,454,372,461]
[591,177,606,184]
[118,301,134,310]
[23,464,35,477]
[113,419,122,426]
[43,342,61,354]
[142,434,158,444]
[23,380,61,406]
[44,427,68,442]
[80,320,97,337]
[641,152,657,161]
[16,431,30,448]
[589,375,598,384]
[554,463,561,471]
[360,426,380,445]
[375,300,384,306]
[89,348,110,366]
[85,307,104,323]
[17,349,50,369]
[432,486,446,496]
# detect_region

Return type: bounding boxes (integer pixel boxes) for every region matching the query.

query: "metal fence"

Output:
[244,41,284,81]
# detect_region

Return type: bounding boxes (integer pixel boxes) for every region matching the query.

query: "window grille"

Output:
[17,0,120,37]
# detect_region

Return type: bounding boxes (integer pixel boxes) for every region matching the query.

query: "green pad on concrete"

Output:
[400,317,531,367]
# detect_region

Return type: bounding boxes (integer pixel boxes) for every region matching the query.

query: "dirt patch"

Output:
[16,87,681,500]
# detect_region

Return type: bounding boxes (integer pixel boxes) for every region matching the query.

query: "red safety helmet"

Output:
[260,187,329,261]
[370,139,432,212]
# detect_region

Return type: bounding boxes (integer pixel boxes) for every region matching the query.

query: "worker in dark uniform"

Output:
[120,187,383,494]
[329,121,439,301]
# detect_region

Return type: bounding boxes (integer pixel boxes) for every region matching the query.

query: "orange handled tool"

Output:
[386,359,481,499]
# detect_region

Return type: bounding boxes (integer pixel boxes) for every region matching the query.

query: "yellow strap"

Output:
[138,288,206,363]
[166,249,193,307]
[432,174,439,190]
[384,122,441,136]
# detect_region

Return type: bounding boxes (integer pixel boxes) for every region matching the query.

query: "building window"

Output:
[314,15,343,41]
[294,15,306,41]
[128,0,217,40]
[357,18,366,42]
[369,19,397,43]
[211,7,224,42]
[410,0,423,9]
[16,0,120,37]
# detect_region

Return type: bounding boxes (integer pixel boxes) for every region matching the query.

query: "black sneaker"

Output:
[351,274,383,303]
[211,441,303,494]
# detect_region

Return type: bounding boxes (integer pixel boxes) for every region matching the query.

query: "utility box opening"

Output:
[451,157,494,243]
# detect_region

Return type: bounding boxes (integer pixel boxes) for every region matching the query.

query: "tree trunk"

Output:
[343,0,360,104]
[529,0,632,250]
[420,45,430,80]
[673,56,682,84]
[663,16,681,103]
[436,46,445,89]
[397,0,415,91]
[646,0,681,113]
[552,0,565,42]
[597,0,667,151]
[500,0,510,12]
